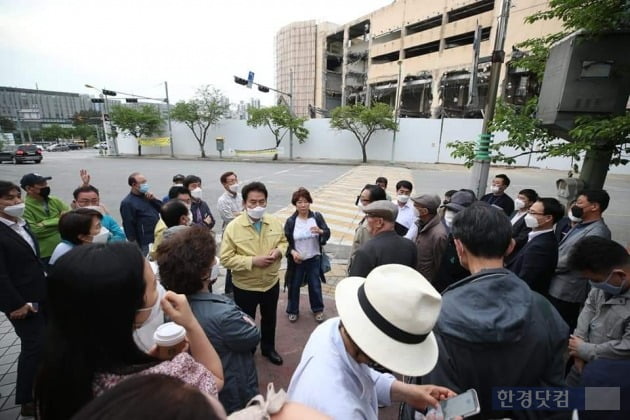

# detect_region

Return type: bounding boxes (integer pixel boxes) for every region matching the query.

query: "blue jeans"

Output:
[286,255,324,315]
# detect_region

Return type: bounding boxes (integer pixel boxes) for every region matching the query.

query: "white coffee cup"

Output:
[153,322,187,359]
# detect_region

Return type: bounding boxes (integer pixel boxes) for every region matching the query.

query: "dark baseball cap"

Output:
[20,173,52,189]
[443,190,475,212]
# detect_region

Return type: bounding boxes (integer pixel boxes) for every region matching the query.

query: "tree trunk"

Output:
[579,144,614,190]
[361,145,367,163]
[137,144,142,156]
[200,146,206,158]
[272,153,278,160]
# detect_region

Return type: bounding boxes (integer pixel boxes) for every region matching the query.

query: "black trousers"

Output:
[233,282,279,353]
[548,295,582,333]
[7,310,46,405]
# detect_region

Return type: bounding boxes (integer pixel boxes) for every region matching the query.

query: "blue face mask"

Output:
[138,183,150,194]
[589,270,627,296]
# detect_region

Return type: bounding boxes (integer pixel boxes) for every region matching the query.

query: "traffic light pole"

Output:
[469,0,511,198]
[164,81,175,158]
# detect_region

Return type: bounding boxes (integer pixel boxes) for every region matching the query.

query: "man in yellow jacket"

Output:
[220,181,288,365]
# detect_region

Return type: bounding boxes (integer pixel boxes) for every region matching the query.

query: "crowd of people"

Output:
[0,168,628,419]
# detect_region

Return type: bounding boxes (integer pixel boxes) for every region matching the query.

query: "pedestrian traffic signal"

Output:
[234,76,248,86]
[258,85,270,93]
[91,98,104,103]
[102,89,117,96]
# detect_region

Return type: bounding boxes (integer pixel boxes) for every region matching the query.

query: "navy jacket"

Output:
[188,292,260,414]
[481,192,514,217]
[119,192,162,246]
[191,199,215,230]
[0,222,47,313]
[506,231,558,296]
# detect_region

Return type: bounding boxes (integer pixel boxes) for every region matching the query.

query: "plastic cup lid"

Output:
[153,322,186,346]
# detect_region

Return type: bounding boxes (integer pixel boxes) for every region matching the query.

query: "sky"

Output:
[0,0,391,106]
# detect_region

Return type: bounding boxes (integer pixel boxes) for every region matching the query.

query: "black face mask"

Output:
[571,205,583,218]
[39,187,51,199]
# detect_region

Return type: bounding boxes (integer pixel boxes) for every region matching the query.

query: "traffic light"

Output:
[258,85,270,93]
[125,98,138,103]
[234,76,248,86]
[104,114,110,121]
[91,98,104,103]
[102,89,117,96]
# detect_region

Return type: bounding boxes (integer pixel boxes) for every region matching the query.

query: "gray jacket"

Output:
[548,219,611,302]
[574,287,630,361]
[187,292,260,414]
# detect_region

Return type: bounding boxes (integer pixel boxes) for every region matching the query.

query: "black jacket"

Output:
[481,192,514,217]
[348,230,417,277]
[191,198,215,230]
[0,222,47,313]
[506,231,558,296]
[433,234,470,293]
[508,212,531,259]
[415,269,569,420]
[284,211,330,286]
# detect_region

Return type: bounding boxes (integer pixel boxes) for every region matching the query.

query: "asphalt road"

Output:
[0,149,355,225]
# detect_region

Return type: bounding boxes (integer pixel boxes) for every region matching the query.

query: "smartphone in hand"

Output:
[439,389,480,419]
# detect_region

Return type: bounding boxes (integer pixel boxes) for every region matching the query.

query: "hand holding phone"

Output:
[439,389,480,419]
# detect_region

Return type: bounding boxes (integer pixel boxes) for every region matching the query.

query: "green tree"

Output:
[110,105,163,156]
[246,105,309,160]
[448,0,630,189]
[329,103,397,163]
[0,117,16,132]
[39,125,68,142]
[170,85,229,158]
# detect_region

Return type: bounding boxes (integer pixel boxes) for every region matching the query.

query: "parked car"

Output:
[94,142,108,150]
[0,144,43,164]
[67,143,83,150]
[46,143,70,152]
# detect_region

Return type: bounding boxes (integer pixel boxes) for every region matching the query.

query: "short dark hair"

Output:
[220,171,236,184]
[167,186,191,200]
[518,189,538,203]
[183,175,202,189]
[291,187,313,205]
[444,189,458,199]
[0,181,20,198]
[361,184,386,203]
[157,226,216,295]
[172,174,185,183]
[569,237,629,275]
[160,199,189,228]
[127,172,140,187]
[59,208,103,245]
[71,373,223,420]
[395,180,413,191]
[375,177,388,187]
[73,185,100,200]
[451,202,512,258]
[578,189,610,212]
[241,181,268,201]
[495,174,511,187]
[538,197,564,224]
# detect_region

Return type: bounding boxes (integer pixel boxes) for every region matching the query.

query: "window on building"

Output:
[447,0,495,24]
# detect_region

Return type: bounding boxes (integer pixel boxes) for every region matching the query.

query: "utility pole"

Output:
[164,81,174,158]
[390,60,403,164]
[469,0,511,198]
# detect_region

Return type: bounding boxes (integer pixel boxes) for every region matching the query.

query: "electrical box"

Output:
[537,32,630,140]
[215,136,224,152]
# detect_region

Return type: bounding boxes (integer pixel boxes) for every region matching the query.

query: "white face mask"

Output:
[357,202,365,212]
[91,227,110,244]
[397,194,410,204]
[187,211,194,225]
[514,198,526,210]
[133,284,166,352]
[444,210,457,228]
[228,183,240,194]
[568,214,582,223]
[210,257,220,280]
[83,205,104,214]
[190,187,203,200]
[2,202,25,218]
[247,206,266,220]
[490,185,501,194]
[524,213,539,229]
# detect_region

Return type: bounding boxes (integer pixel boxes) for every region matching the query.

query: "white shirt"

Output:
[0,216,36,253]
[293,217,320,260]
[217,191,242,228]
[49,242,74,265]
[288,318,395,420]
[393,200,418,230]
[528,228,554,242]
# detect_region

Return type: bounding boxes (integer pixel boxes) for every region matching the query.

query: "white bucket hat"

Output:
[335,264,442,376]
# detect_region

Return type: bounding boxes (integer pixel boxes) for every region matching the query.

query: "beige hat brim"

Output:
[335,277,439,377]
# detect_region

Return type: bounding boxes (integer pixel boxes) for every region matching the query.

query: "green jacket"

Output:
[24,195,69,258]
